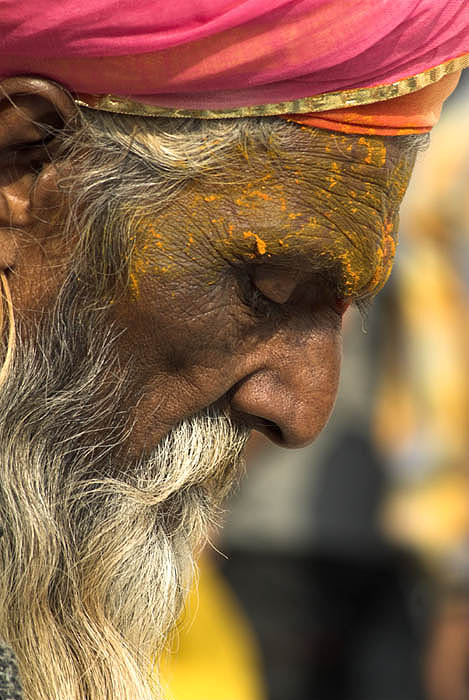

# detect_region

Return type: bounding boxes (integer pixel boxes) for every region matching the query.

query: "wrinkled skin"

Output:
[0,77,415,454]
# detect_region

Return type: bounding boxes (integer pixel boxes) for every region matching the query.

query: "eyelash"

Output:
[243,280,280,319]
[233,268,281,320]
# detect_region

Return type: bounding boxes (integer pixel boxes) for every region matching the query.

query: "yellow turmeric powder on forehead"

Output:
[129,129,417,300]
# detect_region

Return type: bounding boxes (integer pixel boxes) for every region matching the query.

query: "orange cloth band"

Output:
[284,71,462,135]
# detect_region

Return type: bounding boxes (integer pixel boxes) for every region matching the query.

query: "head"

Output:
[0,77,426,699]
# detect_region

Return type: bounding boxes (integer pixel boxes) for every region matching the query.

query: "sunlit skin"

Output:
[0,78,416,455]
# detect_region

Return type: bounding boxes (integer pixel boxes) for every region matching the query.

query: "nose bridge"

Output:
[231,325,342,447]
[276,326,341,436]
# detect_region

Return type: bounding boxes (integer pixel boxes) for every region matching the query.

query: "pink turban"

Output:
[1,0,468,133]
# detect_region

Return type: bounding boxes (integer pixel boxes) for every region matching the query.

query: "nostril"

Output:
[248,416,284,444]
[231,408,284,444]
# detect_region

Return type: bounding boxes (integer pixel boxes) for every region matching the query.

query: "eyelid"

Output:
[252,266,300,304]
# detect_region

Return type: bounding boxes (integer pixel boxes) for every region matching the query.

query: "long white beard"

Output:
[0,283,248,700]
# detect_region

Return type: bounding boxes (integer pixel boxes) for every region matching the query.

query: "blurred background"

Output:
[161,72,469,700]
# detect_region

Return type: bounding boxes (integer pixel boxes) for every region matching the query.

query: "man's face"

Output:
[0,81,413,459]
[108,129,404,455]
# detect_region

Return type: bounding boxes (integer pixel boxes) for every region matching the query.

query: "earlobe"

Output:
[0,77,78,271]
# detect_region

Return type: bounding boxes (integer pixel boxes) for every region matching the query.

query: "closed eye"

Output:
[241,277,282,320]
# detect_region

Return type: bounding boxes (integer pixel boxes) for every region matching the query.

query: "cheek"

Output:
[114,266,250,382]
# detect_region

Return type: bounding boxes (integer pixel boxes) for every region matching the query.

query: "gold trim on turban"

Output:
[74,53,469,119]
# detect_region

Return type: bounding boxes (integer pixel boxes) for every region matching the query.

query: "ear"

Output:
[0,77,78,271]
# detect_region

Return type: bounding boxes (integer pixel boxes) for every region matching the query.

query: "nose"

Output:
[230,326,342,448]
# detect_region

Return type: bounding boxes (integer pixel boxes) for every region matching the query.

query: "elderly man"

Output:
[0,1,467,698]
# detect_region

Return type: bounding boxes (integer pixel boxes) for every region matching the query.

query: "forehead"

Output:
[131,128,413,299]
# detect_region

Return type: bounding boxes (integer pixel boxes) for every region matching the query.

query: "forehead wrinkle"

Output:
[129,129,413,298]
[202,176,389,293]
[220,172,387,253]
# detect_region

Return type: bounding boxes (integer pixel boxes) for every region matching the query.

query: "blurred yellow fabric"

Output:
[381,471,468,555]
[160,555,266,700]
